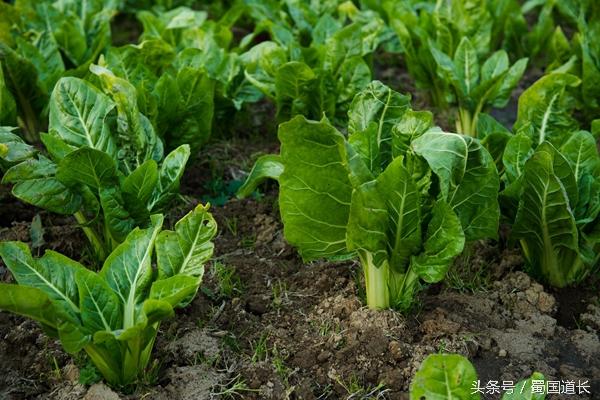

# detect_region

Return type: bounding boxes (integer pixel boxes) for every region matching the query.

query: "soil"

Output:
[1,130,599,400]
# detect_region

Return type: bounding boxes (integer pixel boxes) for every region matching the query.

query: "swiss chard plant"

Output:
[239,0,387,124]
[383,0,528,137]
[410,353,546,400]
[0,204,217,387]
[102,5,266,149]
[1,73,189,262]
[0,0,119,141]
[429,37,528,137]
[238,82,499,311]
[543,2,600,123]
[495,72,600,288]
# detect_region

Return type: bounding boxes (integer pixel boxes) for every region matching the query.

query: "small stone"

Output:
[84,383,120,400]
[537,292,556,313]
[498,349,507,357]
[525,288,539,305]
[389,341,405,361]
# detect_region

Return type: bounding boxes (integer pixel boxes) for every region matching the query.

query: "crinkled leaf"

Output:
[412,131,500,241]
[412,201,465,283]
[49,78,117,156]
[348,80,411,173]
[512,143,581,287]
[56,148,118,190]
[278,116,352,260]
[514,73,580,146]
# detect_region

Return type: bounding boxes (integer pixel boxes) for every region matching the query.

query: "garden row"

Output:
[0,0,599,398]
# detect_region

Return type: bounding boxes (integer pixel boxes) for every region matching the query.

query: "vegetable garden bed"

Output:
[1,0,600,399]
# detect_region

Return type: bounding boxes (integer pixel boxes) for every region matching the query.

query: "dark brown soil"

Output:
[1,135,599,400]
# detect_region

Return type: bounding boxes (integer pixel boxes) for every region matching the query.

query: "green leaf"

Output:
[391,109,434,157]
[11,177,82,215]
[480,51,509,84]
[2,156,56,183]
[514,73,580,146]
[0,60,16,125]
[56,148,118,190]
[454,37,479,98]
[90,65,163,172]
[429,40,460,92]
[149,144,190,211]
[99,215,163,328]
[477,114,512,167]
[559,130,600,184]
[346,181,389,268]
[49,78,117,156]
[502,133,534,184]
[412,131,500,241]
[149,275,201,308]
[99,186,136,243]
[156,203,216,279]
[490,57,528,108]
[40,132,77,161]
[502,372,546,400]
[512,143,581,287]
[412,201,465,283]
[122,159,158,221]
[347,81,411,173]
[0,242,83,321]
[376,157,422,271]
[0,127,36,163]
[274,61,317,122]
[278,116,352,260]
[173,68,214,150]
[0,283,58,330]
[76,268,122,333]
[241,41,287,97]
[410,354,480,400]
[237,154,283,198]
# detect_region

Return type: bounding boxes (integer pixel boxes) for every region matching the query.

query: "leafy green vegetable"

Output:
[492,72,600,287]
[1,75,188,262]
[0,0,119,141]
[503,372,547,400]
[0,127,36,172]
[383,0,529,137]
[410,353,546,400]
[0,204,216,387]
[410,354,479,400]
[239,81,499,310]
[239,1,386,124]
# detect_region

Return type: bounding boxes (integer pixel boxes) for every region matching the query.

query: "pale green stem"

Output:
[361,252,390,310]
